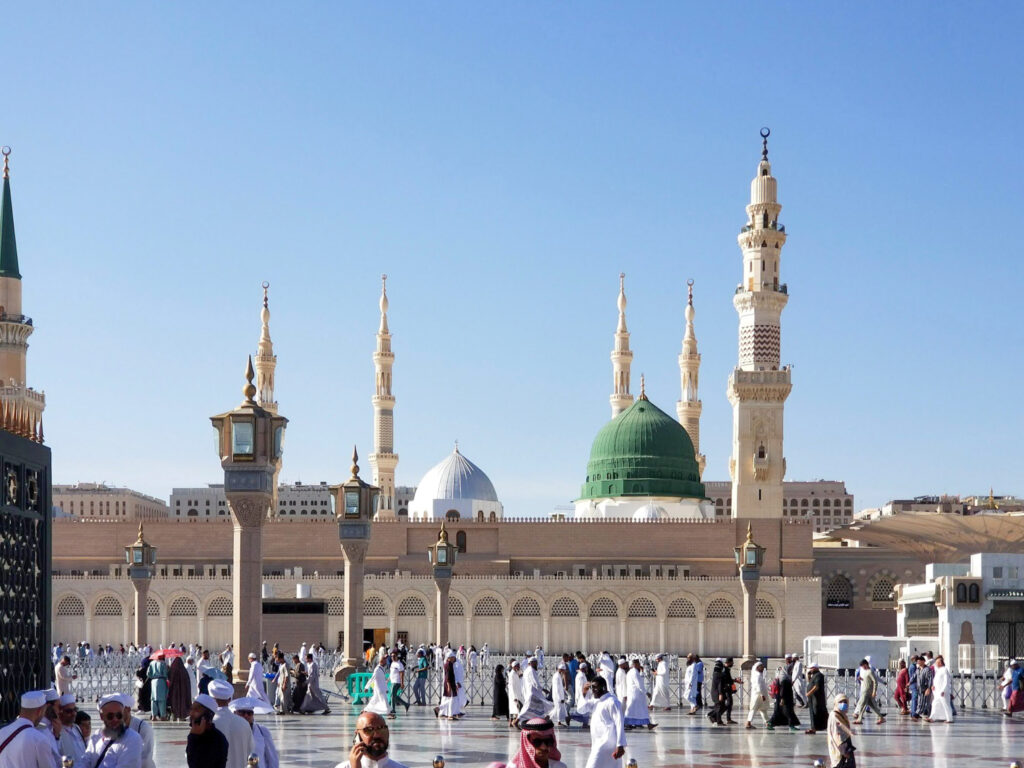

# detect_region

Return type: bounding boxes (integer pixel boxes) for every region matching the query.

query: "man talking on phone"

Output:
[336,712,408,768]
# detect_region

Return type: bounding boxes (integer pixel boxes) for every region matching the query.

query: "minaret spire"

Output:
[0,147,43,442]
[609,272,634,417]
[369,274,398,519]
[254,282,278,414]
[677,279,706,477]
[727,128,792,519]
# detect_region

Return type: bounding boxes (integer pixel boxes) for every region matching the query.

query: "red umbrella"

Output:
[149,648,185,661]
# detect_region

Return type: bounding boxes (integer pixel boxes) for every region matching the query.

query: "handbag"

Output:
[836,741,857,768]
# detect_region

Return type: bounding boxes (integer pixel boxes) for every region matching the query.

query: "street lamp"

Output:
[125,521,157,646]
[734,522,766,668]
[332,447,378,678]
[210,356,287,689]
[428,522,458,646]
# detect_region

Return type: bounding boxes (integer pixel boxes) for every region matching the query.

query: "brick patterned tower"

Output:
[369,275,398,519]
[676,280,706,478]
[609,273,634,418]
[727,129,792,519]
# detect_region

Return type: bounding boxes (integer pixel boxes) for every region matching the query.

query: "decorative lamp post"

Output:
[331,447,378,678]
[734,522,766,668]
[210,356,287,690]
[125,521,157,646]
[428,522,458,646]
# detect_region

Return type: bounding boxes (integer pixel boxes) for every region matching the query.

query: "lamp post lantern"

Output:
[210,356,287,690]
[331,447,378,679]
[734,522,766,668]
[125,521,157,646]
[428,522,458,646]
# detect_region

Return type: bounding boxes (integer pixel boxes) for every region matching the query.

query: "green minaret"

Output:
[0,148,20,280]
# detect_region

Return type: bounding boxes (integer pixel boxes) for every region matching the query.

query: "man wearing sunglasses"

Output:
[57,693,87,768]
[83,695,142,767]
[509,717,566,768]
[186,694,228,768]
[336,711,407,768]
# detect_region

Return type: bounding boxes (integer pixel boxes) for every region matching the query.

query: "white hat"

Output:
[557,662,567,670]
[194,694,218,713]
[98,694,123,710]
[115,694,134,708]
[784,653,792,659]
[59,693,76,706]
[43,688,59,703]
[228,696,273,715]
[21,690,46,708]
[208,680,234,700]
[510,660,520,667]
[809,662,820,670]
[248,653,257,660]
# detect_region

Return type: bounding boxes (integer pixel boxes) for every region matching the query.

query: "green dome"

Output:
[578,395,706,501]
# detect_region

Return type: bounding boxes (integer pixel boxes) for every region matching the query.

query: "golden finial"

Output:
[135,520,146,545]
[262,281,270,309]
[438,521,448,544]
[350,445,359,478]
[745,521,754,543]
[1,147,9,181]
[760,127,770,161]
[687,278,694,306]
[638,373,647,401]
[988,487,998,510]
[243,356,257,403]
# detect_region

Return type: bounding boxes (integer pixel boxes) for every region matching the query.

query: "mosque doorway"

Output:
[364,627,389,651]
[987,600,1024,659]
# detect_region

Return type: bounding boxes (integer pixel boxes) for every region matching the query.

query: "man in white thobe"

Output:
[221,645,235,670]
[85,694,144,768]
[550,663,569,725]
[0,690,58,768]
[614,658,628,700]
[598,652,616,694]
[517,658,553,725]
[578,677,626,768]
[791,654,806,707]
[119,695,154,768]
[745,661,771,729]
[535,646,545,669]
[623,660,656,729]
[229,696,280,768]
[650,654,672,710]
[55,656,75,697]
[58,693,88,768]
[453,654,467,717]
[208,680,253,768]
[245,653,271,706]
[507,661,525,721]
[481,643,490,669]
[306,653,331,713]
[363,657,391,717]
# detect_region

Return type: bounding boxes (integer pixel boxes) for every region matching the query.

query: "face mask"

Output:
[838,702,848,712]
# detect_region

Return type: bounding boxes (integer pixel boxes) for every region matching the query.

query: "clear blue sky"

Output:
[4,3,1021,513]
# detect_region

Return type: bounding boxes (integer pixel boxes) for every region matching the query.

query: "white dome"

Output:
[409,446,502,521]
[632,503,667,521]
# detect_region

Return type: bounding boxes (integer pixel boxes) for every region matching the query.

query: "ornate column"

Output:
[658,618,666,652]
[542,617,550,652]
[130,580,149,646]
[735,523,766,669]
[428,524,457,647]
[124,522,156,647]
[434,577,451,646]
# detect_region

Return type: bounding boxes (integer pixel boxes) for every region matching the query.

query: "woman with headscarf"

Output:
[136,657,153,713]
[769,665,800,730]
[492,664,510,721]
[438,654,459,720]
[509,717,567,768]
[804,662,828,734]
[167,655,194,721]
[827,693,856,768]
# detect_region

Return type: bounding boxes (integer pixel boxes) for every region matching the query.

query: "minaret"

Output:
[609,272,634,418]
[677,279,706,478]
[255,282,278,414]
[727,128,792,519]
[369,274,398,519]
[0,147,44,442]
[254,282,281,517]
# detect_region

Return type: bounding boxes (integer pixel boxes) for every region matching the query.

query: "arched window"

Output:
[870,576,895,604]
[589,597,618,618]
[456,531,467,553]
[397,508,408,517]
[666,598,696,618]
[488,511,497,522]
[187,508,199,517]
[473,597,503,616]
[146,597,161,616]
[627,598,658,618]
[56,595,85,616]
[968,584,980,603]
[706,598,735,618]
[825,575,854,608]
[476,510,484,521]
[169,597,198,616]
[550,597,580,617]
[397,597,426,616]
[446,510,460,522]
[755,598,775,619]
[512,597,541,616]
[363,596,387,616]
[956,584,967,602]
[94,596,123,616]
[448,597,465,616]
[327,596,345,616]
[207,597,233,616]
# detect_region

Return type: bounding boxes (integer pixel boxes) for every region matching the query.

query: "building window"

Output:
[446,510,460,521]
[589,597,618,618]
[550,597,580,617]
[968,584,980,602]
[627,598,657,618]
[706,598,736,618]
[825,574,854,608]
[456,531,466,553]
[512,597,541,616]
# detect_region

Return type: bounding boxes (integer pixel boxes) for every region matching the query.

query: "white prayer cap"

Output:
[446,650,456,658]
[784,653,792,659]
[194,694,218,714]
[59,693,76,706]
[21,690,46,708]
[98,694,124,710]
[228,696,273,715]
[557,662,567,670]
[208,680,234,700]
[115,694,134,708]
[715,657,723,662]
[43,688,59,702]
[510,660,520,667]
[809,662,819,670]
[248,653,257,660]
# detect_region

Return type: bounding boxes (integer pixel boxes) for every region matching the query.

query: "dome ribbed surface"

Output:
[578,396,705,501]
[413,448,499,504]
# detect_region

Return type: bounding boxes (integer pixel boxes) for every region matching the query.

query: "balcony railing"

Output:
[0,313,33,326]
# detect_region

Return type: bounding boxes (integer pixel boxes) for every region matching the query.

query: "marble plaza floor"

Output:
[150,703,1024,768]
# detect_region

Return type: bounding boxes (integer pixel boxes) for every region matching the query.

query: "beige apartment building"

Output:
[704,480,854,533]
[53,482,169,520]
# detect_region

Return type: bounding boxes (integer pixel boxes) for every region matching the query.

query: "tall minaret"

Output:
[727,128,792,519]
[677,279,706,478]
[255,282,278,414]
[0,147,44,442]
[369,274,398,519]
[609,272,634,418]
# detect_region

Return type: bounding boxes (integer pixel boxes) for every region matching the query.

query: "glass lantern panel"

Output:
[274,426,284,458]
[746,549,758,566]
[133,549,143,564]
[437,548,448,565]
[150,550,158,565]
[125,551,132,565]
[345,491,360,518]
[232,421,255,456]
[371,492,379,514]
